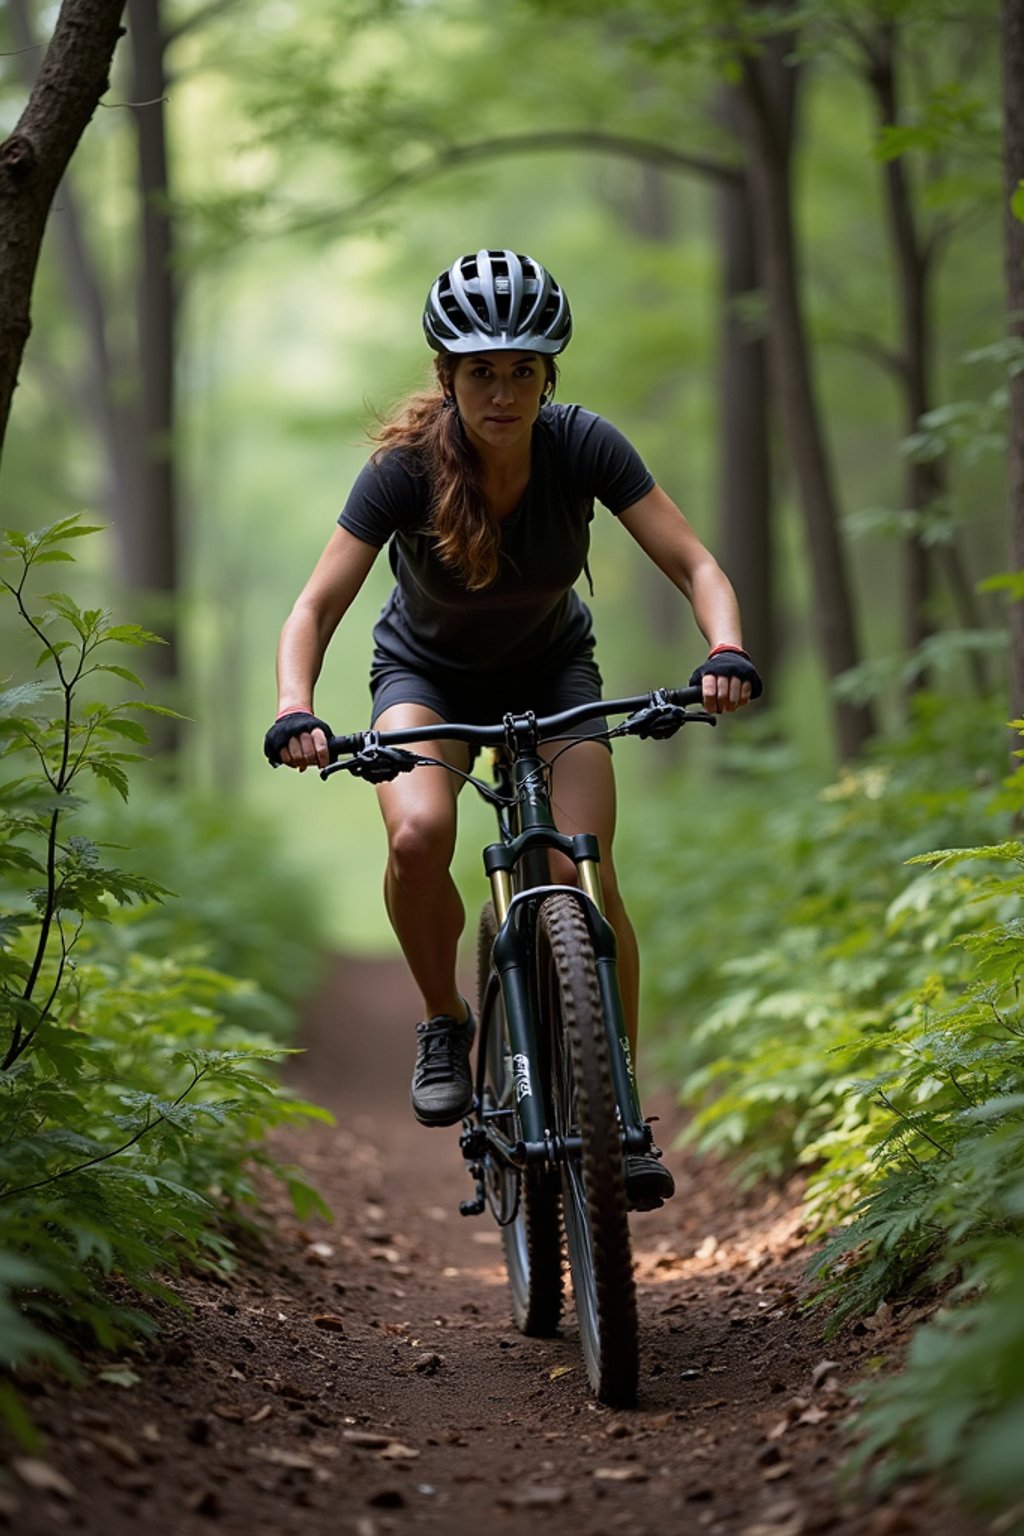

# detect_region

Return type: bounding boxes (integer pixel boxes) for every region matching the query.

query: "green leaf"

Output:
[96,1366,141,1389]
[87,760,130,801]
[102,625,165,648]
[284,1172,332,1223]
[91,664,145,687]
[100,717,150,745]
[0,1380,44,1452]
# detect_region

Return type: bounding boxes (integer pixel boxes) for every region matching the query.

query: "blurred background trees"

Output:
[0,0,1014,994]
[4,0,1024,1506]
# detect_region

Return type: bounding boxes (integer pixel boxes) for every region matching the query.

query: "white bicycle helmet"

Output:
[423,249,572,355]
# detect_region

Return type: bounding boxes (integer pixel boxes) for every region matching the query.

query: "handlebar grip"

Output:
[327,732,366,761]
[664,685,705,708]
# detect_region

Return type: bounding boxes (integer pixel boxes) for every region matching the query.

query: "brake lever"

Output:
[624,703,717,740]
[320,746,421,783]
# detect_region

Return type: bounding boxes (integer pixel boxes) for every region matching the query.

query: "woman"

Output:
[264,249,762,1209]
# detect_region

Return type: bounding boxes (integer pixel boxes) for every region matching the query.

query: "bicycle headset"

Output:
[422,249,573,356]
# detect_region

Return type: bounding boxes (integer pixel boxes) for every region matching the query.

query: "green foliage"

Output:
[638,697,1024,1507]
[80,788,329,1033]
[0,521,330,1436]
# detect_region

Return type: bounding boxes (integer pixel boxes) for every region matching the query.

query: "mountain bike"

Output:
[321,686,714,1406]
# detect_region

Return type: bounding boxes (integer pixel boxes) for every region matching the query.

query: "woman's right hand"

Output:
[263,710,334,771]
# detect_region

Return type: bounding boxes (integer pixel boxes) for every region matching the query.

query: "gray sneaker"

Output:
[624,1153,675,1211]
[410,1009,475,1127]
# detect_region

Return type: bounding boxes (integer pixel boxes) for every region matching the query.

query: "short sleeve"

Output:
[589,419,655,514]
[558,408,655,515]
[337,452,425,546]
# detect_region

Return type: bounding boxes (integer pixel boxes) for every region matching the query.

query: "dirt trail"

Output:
[5,956,986,1536]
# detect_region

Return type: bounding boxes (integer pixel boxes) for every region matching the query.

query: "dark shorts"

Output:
[368,648,611,749]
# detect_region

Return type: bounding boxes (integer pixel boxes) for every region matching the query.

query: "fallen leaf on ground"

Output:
[96,1366,141,1389]
[90,1432,142,1467]
[811,1359,841,1388]
[343,1430,393,1449]
[762,1461,794,1482]
[593,1467,648,1483]
[250,1447,316,1470]
[313,1314,346,1332]
[741,1520,804,1536]
[379,1442,420,1461]
[497,1485,570,1508]
[548,1365,573,1380]
[12,1460,76,1499]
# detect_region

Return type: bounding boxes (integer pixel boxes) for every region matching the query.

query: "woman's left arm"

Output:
[618,483,761,712]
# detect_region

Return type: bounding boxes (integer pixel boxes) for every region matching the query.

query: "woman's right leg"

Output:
[373,703,468,1023]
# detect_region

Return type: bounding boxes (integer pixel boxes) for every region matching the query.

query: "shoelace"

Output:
[414,1022,469,1085]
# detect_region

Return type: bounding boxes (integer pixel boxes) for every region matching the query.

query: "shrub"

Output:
[0,519,329,1438]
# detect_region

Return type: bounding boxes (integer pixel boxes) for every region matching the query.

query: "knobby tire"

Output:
[477,902,562,1337]
[538,892,639,1406]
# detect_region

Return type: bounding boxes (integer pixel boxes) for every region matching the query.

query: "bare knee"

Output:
[387,813,455,889]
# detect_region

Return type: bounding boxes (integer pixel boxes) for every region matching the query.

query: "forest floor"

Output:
[3,956,995,1536]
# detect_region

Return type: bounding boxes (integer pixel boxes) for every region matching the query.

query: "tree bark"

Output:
[737,26,876,758]
[716,84,774,677]
[1003,0,1024,735]
[0,0,126,459]
[866,24,989,697]
[7,0,140,539]
[126,0,179,691]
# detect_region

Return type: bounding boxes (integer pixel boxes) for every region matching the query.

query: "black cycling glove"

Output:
[263,711,334,766]
[689,646,764,700]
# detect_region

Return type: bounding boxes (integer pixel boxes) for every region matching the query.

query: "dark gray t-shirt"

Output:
[337,403,655,674]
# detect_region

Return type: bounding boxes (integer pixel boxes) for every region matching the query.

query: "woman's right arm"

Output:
[273,526,380,769]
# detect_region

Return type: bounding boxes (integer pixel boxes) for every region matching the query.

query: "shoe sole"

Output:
[410,1092,474,1128]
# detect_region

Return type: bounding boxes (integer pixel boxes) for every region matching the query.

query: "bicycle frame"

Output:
[322,685,712,1198]
[476,735,647,1170]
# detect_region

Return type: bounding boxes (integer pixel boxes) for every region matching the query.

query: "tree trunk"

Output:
[1003,0,1024,737]
[0,0,126,460]
[737,27,876,758]
[7,0,141,541]
[716,83,774,677]
[867,24,990,699]
[126,0,179,693]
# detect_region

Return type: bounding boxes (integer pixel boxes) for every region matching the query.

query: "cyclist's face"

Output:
[451,351,547,455]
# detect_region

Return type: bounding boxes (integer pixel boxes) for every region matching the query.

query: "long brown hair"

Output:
[371,353,557,591]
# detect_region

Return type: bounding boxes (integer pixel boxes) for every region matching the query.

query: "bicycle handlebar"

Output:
[325,685,706,761]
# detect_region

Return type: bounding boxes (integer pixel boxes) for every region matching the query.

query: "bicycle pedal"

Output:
[459,1197,486,1217]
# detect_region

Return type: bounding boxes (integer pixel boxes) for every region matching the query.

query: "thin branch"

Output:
[945,1067,975,1105]
[165,0,244,46]
[0,1066,209,1202]
[98,92,168,108]
[825,325,908,381]
[877,1090,953,1159]
[284,129,741,238]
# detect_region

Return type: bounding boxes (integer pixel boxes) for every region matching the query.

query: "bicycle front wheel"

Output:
[538,892,639,1406]
[478,902,563,1337]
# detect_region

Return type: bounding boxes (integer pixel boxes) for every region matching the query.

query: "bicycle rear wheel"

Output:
[478,902,562,1336]
[538,892,638,1406]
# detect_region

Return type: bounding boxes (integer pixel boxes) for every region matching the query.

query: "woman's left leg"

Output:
[542,739,640,1055]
